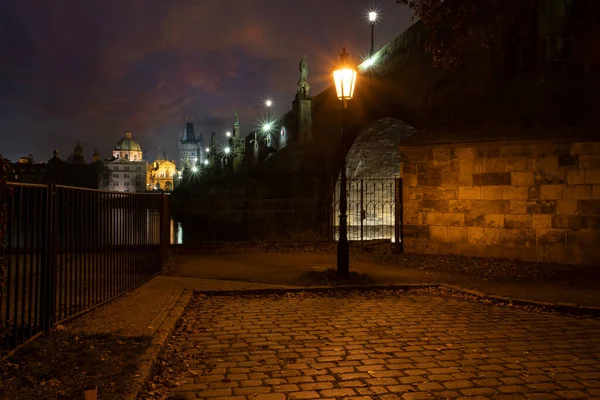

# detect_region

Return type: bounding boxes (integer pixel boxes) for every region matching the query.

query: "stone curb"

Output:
[439,284,600,318]
[193,281,600,318]
[125,288,194,400]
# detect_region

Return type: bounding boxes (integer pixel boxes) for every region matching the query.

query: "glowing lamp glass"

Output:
[369,11,377,22]
[226,131,231,137]
[224,147,231,154]
[265,99,273,107]
[204,159,209,165]
[191,166,198,173]
[333,49,357,101]
[205,147,210,153]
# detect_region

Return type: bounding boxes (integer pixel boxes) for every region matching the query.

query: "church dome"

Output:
[115,130,142,152]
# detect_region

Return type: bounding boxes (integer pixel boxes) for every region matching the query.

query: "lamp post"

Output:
[368,11,378,58]
[332,48,357,278]
[264,98,273,147]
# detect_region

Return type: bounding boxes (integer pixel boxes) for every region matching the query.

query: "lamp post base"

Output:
[337,225,349,278]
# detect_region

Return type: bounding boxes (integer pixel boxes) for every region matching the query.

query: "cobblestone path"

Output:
[150,291,600,399]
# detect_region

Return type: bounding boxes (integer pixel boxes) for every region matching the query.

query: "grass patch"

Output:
[300,268,375,286]
[0,332,152,399]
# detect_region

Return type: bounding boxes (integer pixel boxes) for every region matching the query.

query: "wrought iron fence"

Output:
[0,183,169,353]
[172,199,332,243]
[333,178,402,247]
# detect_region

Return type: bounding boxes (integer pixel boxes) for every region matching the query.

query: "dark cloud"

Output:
[0,0,413,162]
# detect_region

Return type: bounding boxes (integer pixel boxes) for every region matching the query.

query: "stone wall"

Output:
[399,139,600,265]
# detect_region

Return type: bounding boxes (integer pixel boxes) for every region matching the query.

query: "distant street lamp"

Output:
[224,146,231,155]
[225,131,232,138]
[264,98,274,147]
[332,47,357,278]
[368,10,378,58]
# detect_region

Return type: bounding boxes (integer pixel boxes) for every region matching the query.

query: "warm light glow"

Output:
[333,48,357,101]
[191,166,198,173]
[226,131,232,137]
[224,147,231,154]
[205,147,210,153]
[204,159,209,165]
[368,11,378,23]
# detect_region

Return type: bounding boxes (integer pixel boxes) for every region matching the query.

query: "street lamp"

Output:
[368,10,378,58]
[225,131,232,138]
[264,98,274,147]
[332,47,357,278]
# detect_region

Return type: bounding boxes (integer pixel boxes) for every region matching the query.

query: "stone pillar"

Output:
[232,112,245,173]
[295,95,313,146]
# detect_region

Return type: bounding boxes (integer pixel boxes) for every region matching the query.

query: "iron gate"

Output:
[332,178,402,249]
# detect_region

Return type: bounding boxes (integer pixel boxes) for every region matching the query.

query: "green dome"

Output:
[115,130,142,152]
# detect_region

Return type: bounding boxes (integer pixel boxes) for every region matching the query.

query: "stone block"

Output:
[534,169,567,185]
[536,229,566,246]
[505,215,532,229]
[503,245,543,262]
[483,158,507,173]
[502,229,537,246]
[454,243,486,258]
[448,200,470,213]
[511,172,534,186]
[540,185,563,200]
[506,157,529,172]
[454,147,475,160]
[403,225,430,240]
[429,226,448,242]
[410,187,457,201]
[447,226,467,243]
[558,154,579,168]
[551,215,587,230]
[580,155,600,169]
[441,172,459,187]
[402,162,416,174]
[480,186,504,200]
[526,200,556,214]
[585,170,600,184]
[422,241,441,255]
[537,156,558,172]
[499,145,533,158]
[416,162,429,173]
[400,148,428,161]
[473,172,511,186]
[475,146,501,158]
[404,210,419,225]
[465,214,485,227]
[470,200,509,214]
[458,187,481,200]
[458,172,473,186]
[438,242,458,255]
[403,239,424,254]
[578,230,600,247]
[418,172,442,186]
[404,174,418,187]
[426,212,444,226]
[587,215,600,230]
[419,199,450,212]
[484,245,504,258]
[443,213,465,226]
[528,186,540,200]
[582,247,600,266]
[579,200,600,215]
[571,142,600,156]
[484,214,504,228]
[556,200,578,215]
[509,200,528,214]
[467,227,503,245]
[433,148,452,161]
[594,185,600,199]
[566,169,586,185]
[502,186,530,200]
[532,214,553,229]
[473,158,485,173]
[562,185,593,200]
[544,246,582,265]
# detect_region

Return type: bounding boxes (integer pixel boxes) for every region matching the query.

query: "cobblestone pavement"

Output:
[146,290,600,400]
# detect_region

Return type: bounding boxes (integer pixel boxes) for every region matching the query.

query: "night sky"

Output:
[1,0,413,163]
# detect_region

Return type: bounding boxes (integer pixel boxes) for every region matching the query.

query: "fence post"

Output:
[394,178,403,253]
[159,193,170,270]
[41,182,57,332]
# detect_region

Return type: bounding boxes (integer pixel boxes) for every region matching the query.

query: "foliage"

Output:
[396,0,523,69]
[0,156,10,342]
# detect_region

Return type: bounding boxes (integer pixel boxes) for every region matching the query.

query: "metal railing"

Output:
[0,183,170,353]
